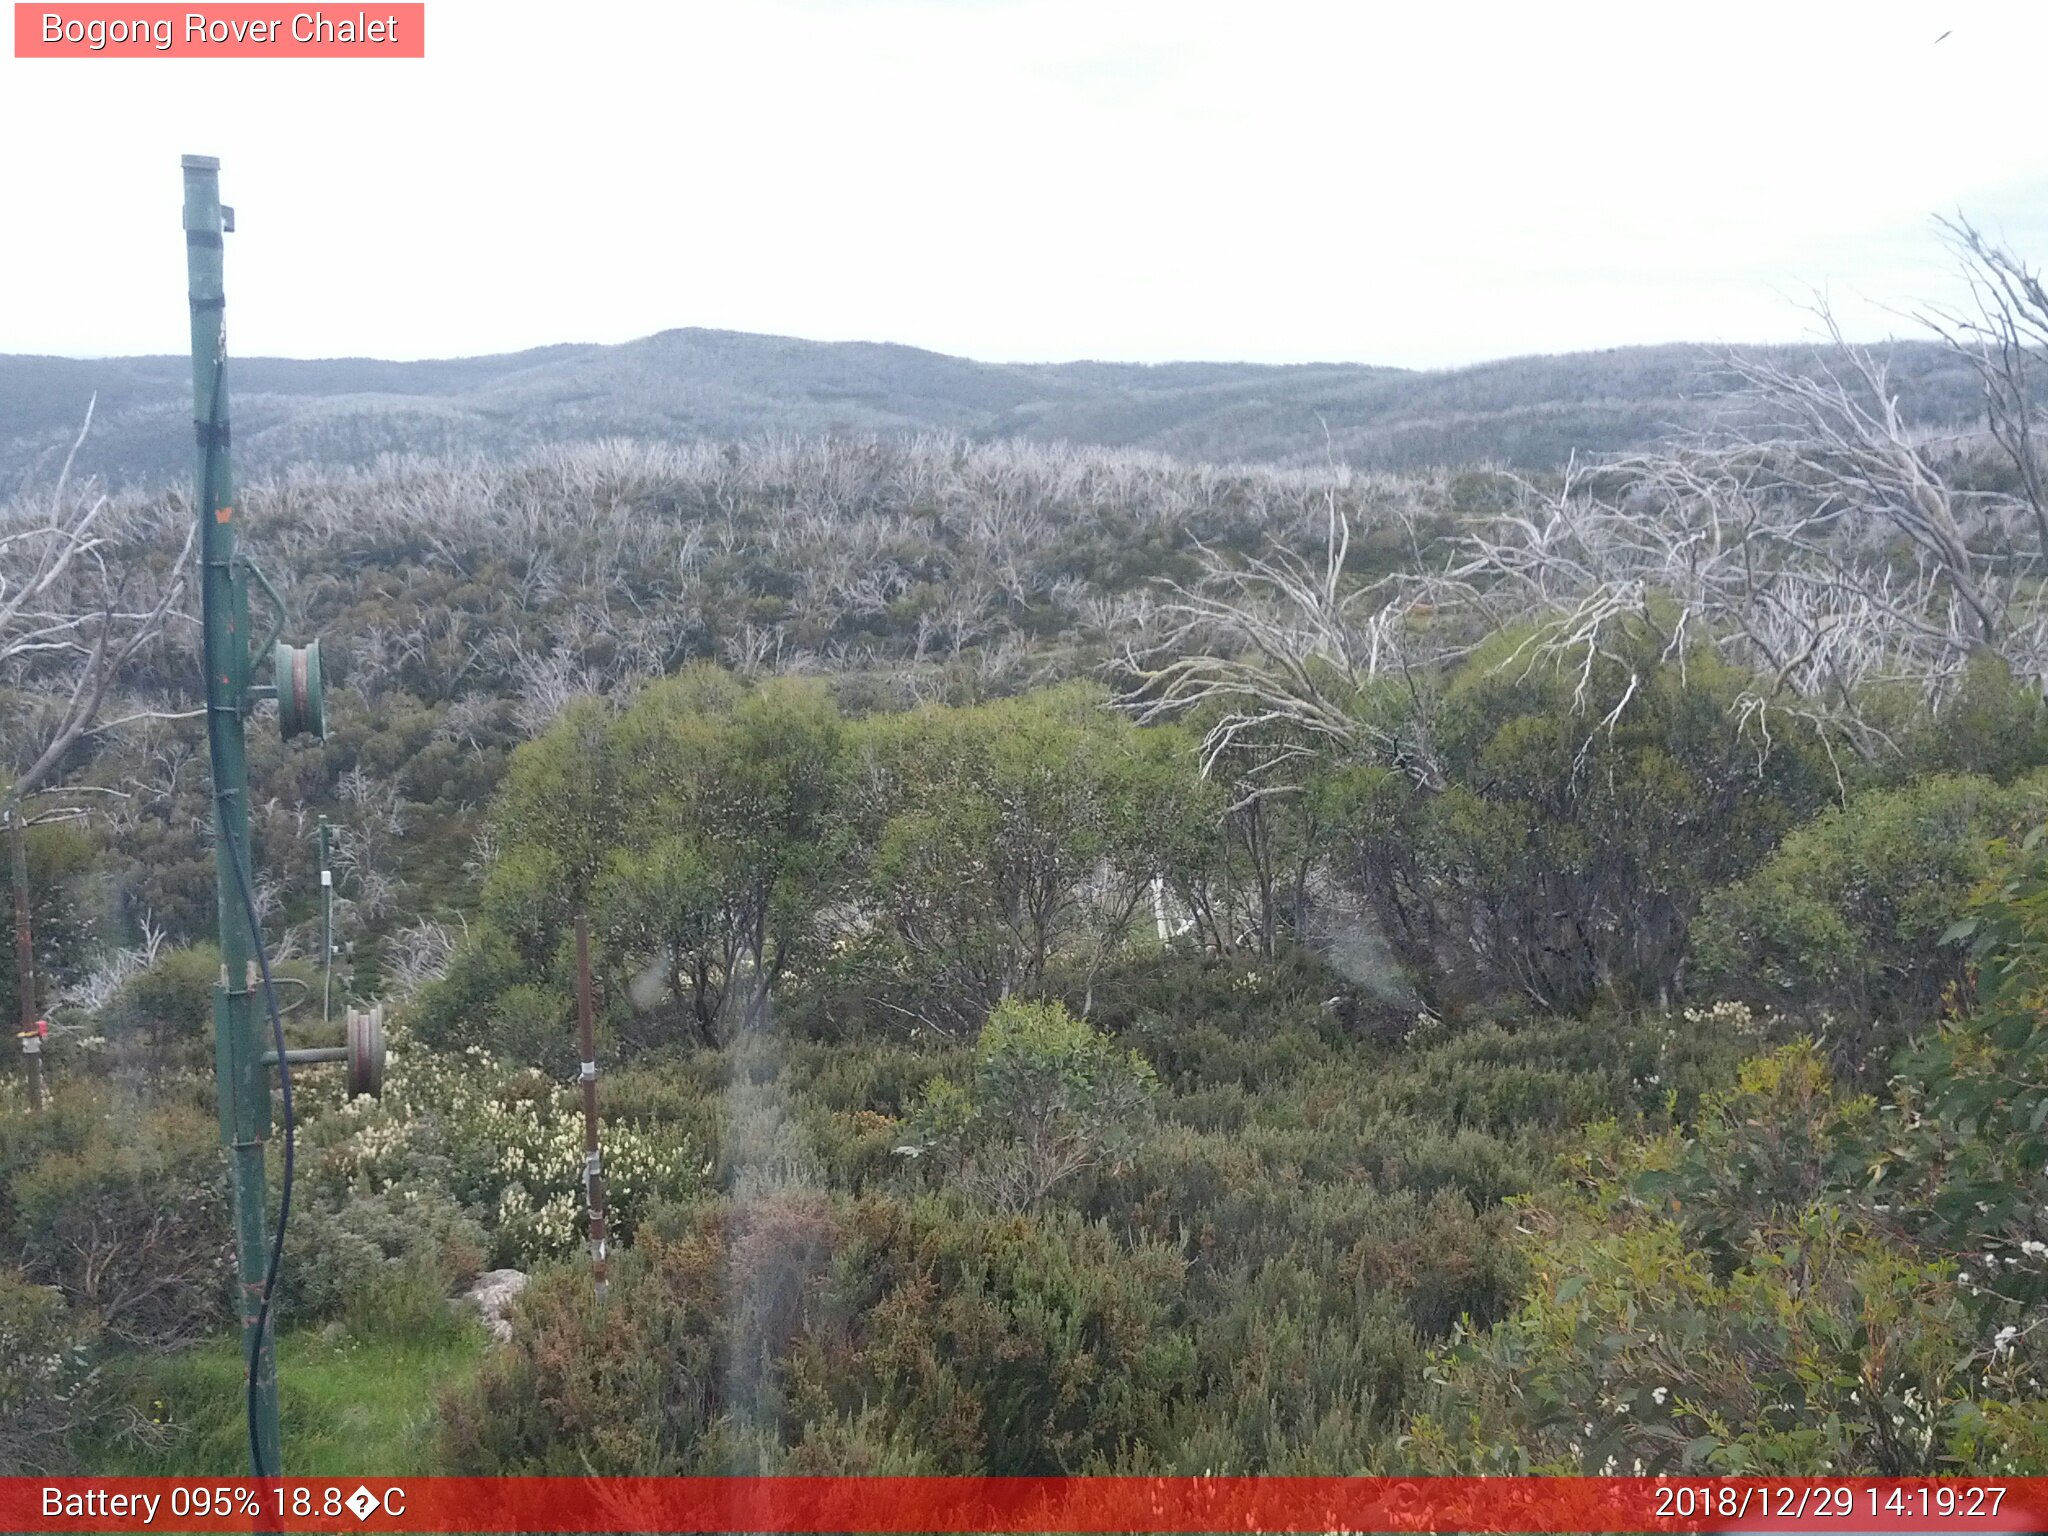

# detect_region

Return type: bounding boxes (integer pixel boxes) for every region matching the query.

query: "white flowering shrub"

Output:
[309,1026,700,1267]
[1679,1000,1766,1039]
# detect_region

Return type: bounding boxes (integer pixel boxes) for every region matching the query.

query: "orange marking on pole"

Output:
[215,506,233,522]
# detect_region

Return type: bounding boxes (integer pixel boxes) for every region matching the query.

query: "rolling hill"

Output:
[0,327,1988,490]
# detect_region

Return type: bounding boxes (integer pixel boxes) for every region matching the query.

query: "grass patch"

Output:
[86,1324,489,1476]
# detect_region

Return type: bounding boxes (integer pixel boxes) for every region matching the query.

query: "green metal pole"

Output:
[184,153,282,1478]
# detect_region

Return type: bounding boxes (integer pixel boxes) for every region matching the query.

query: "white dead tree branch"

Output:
[1119,481,1442,789]
[386,917,460,996]
[1,401,197,815]
[508,644,602,736]
[1437,233,2048,758]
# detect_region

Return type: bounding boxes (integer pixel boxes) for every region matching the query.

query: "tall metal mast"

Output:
[181,153,288,1482]
[183,151,284,1477]
[185,152,346,1474]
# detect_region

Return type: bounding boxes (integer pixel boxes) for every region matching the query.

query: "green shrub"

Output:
[0,818,97,1032]
[439,1190,841,1474]
[1893,653,2048,784]
[1408,1200,1991,1474]
[855,688,1176,1033]
[279,1185,487,1332]
[441,1190,1197,1475]
[0,1078,108,1237]
[97,944,218,1081]
[10,1098,228,1349]
[0,1266,100,1474]
[1158,1273,1418,1472]
[1879,825,2048,1315]
[1406,1045,2045,1475]
[1629,1044,1873,1276]
[595,672,857,1047]
[1692,772,2048,1061]
[794,1196,1195,1473]
[1327,631,1829,1013]
[410,927,532,1053]
[1400,839,2048,1477]
[902,999,1157,1212]
[483,981,577,1075]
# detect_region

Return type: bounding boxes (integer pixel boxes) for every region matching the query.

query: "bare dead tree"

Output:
[1,402,197,817]
[386,916,460,996]
[1120,481,1443,792]
[58,912,166,1018]
[1920,215,2048,558]
[508,644,603,736]
[1434,282,2048,761]
[331,768,409,923]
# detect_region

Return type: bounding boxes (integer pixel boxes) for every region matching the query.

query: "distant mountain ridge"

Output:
[0,326,1987,490]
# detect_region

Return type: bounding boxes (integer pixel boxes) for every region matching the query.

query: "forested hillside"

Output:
[0,329,1989,489]
[10,231,2048,1479]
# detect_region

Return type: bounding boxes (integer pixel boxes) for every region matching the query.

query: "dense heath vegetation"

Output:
[16,268,2048,1475]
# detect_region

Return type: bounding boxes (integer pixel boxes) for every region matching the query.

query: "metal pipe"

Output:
[184,151,281,1478]
[261,1046,349,1066]
[575,916,609,1303]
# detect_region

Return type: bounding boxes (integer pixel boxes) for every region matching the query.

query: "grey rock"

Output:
[454,1267,528,1343]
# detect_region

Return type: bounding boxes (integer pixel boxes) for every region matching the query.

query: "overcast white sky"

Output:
[4,0,2046,369]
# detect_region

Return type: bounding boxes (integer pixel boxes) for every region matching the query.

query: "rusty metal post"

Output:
[10,810,43,1111]
[575,916,609,1302]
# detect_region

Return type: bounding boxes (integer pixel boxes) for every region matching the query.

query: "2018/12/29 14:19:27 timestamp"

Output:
[1656,1483,2013,1524]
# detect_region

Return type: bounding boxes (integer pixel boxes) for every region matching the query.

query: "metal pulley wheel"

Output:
[274,638,326,740]
[344,1003,385,1099]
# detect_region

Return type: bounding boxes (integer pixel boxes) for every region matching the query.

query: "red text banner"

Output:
[7,1477,2048,1534]
[14,5,424,57]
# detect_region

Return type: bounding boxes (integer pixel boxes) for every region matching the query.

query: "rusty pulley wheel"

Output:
[344,1003,385,1099]
[273,638,326,741]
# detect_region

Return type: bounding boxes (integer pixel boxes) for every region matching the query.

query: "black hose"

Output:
[196,353,295,1478]
[230,810,294,1479]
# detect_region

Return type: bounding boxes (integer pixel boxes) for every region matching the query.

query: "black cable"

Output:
[196,350,295,1478]
[230,802,294,1479]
